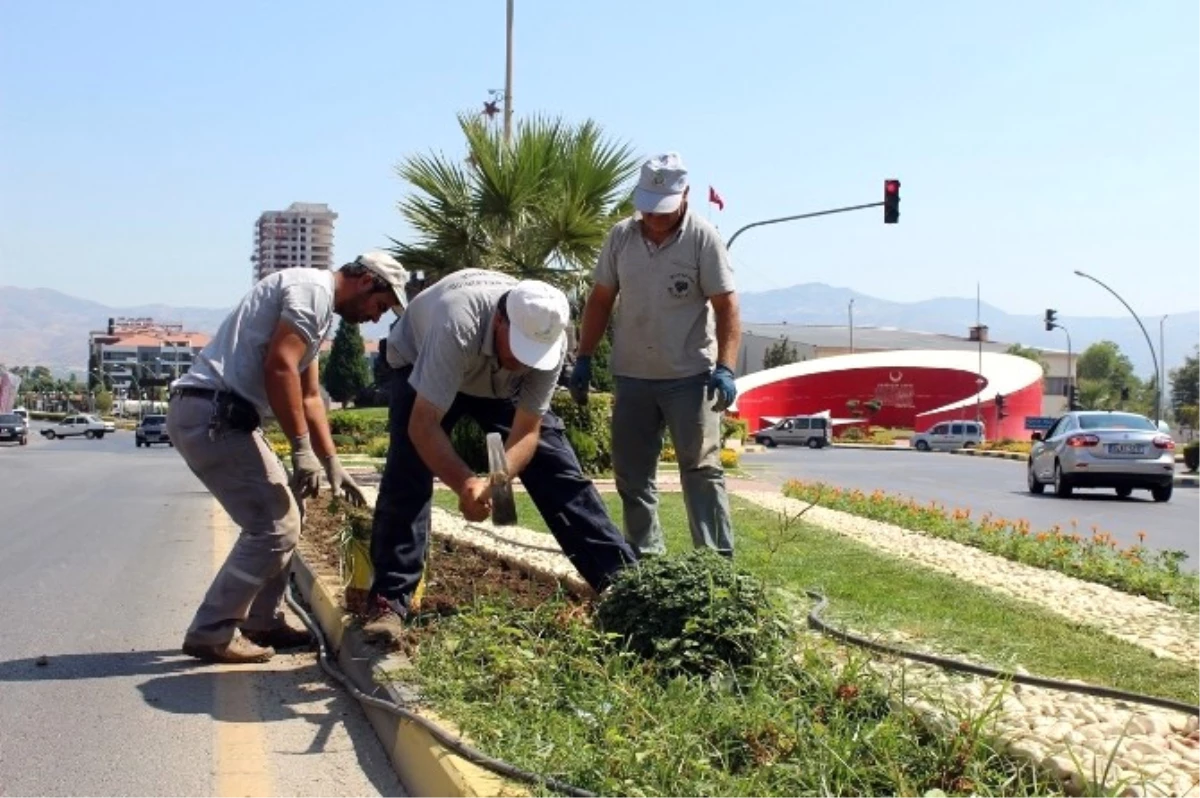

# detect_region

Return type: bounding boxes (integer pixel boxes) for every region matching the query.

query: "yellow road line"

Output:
[210,503,274,798]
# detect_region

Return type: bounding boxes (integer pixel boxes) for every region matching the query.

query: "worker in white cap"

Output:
[365,268,638,631]
[169,250,410,663]
[571,152,741,558]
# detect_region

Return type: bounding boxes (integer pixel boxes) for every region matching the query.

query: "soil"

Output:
[296,497,584,655]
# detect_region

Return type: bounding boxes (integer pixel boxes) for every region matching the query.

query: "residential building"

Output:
[88,317,210,393]
[251,202,338,283]
[737,323,1075,417]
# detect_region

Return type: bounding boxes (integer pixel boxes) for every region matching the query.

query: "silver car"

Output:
[1027,411,1176,502]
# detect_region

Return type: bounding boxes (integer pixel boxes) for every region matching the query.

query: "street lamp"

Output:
[848,299,855,354]
[1160,314,1168,423]
[1073,269,1160,423]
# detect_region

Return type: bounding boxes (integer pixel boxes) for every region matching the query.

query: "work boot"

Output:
[182,631,275,664]
[361,594,408,638]
[241,621,314,650]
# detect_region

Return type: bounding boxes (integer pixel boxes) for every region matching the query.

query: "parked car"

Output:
[0,412,29,445]
[911,420,985,452]
[754,415,831,449]
[136,414,172,447]
[1027,410,1175,502]
[41,414,114,440]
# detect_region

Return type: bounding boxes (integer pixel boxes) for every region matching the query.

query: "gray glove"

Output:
[290,433,323,500]
[324,454,366,507]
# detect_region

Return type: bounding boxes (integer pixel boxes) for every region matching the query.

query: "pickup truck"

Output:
[41,414,116,440]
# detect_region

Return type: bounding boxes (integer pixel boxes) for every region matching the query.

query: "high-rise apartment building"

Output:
[250,202,338,283]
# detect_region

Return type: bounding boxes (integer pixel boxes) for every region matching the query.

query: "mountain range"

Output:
[1,284,1196,379]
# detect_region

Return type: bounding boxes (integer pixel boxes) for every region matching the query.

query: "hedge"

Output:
[1185,441,1199,473]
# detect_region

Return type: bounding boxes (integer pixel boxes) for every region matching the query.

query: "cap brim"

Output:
[633,187,684,214]
[508,326,564,371]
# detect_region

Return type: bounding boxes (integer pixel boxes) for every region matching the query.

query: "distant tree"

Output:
[1169,346,1198,416]
[323,321,370,404]
[95,389,113,415]
[763,337,800,370]
[1004,343,1049,375]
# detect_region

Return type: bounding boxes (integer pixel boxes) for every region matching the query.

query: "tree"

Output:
[1169,346,1198,412]
[1074,340,1155,412]
[1004,343,1049,375]
[763,337,800,370]
[389,112,640,297]
[323,321,370,405]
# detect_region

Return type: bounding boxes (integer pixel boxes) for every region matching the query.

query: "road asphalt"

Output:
[0,426,403,796]
[740,445,1200,567]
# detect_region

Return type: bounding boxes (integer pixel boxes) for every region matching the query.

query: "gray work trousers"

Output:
[611,372,734,557]
[167,393,301,646]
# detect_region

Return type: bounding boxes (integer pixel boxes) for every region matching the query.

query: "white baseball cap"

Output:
[506,280,569,370]
[353,250,411,311]
[633,152,689,214]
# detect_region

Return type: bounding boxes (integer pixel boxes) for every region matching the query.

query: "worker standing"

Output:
[168,251,410,663]
[570,153,741,558]
[365,268,638,628]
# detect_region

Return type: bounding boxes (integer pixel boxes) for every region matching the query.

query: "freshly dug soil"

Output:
[296,497,582,653]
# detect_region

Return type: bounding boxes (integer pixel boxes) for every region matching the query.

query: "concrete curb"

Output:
[949,448,1027,461]
[947,449,1200,487]
[291,555,520,798]
[831,443,913,452]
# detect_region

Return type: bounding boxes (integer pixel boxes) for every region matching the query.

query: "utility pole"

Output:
[848,299,855,353]
[1160,314,1168,423]
[503,0,514,148]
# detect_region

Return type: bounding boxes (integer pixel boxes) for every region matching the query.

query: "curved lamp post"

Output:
[1073,269,1160,423]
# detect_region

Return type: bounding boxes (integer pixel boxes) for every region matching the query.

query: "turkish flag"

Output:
[708,185,725,211]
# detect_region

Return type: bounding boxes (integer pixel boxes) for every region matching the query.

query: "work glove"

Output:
[324,454,367,507]
[707,365,738,413]
[568,355,592,406]
[290,433,323,500]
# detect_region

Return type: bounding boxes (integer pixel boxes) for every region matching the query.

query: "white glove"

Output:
[324,454,367,507]
[290,433,323,500]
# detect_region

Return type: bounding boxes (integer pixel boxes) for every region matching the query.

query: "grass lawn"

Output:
[431,490,1198,704]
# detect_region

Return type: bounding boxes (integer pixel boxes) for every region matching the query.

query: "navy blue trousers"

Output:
[369,366,638,607]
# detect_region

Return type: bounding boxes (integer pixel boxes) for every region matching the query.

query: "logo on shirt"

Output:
[667,272,695,299]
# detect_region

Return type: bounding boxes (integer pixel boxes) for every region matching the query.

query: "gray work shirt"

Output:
[594,210,737,379]
[175,269,335,416]
[386,268,564,416]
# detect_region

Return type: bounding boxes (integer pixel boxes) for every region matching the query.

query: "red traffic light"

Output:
[885,179,900,194]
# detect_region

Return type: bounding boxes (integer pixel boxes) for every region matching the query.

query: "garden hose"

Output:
[283,583,598,798]
[449,524,1200,717]
[804,590,1200,717]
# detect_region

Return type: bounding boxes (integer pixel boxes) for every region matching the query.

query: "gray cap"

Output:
[353,250,411,310]
[633,152,688,214]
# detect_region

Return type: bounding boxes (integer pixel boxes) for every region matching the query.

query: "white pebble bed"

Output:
[734,489,1199,666]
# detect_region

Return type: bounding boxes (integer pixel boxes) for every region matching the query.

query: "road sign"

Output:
[1023,416,1056,431]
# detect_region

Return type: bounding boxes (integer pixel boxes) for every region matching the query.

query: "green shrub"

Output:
[451,416,488,473]
[721,416,749,444]
[331,433,357,451]
[366,435,390,458]
[329,408,388,440]
[1185,441,1199,473]
[550,390,613,474]
[595,549,788,678]
[839,425,864,442]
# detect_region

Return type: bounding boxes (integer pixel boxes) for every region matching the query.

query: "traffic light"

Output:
[883,179,900,224]
[1044,308,1058,332]
[995,393,1007,419]
[1068,383,1080,410]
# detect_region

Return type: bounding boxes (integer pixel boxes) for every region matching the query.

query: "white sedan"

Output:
[41,414,115,440]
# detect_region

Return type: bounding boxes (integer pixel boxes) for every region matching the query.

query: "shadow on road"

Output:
[0,649,401,794]
[1007,491,1156,504]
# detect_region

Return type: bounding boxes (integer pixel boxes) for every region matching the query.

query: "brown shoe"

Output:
[241,623,314,650]
[182,632,275,664]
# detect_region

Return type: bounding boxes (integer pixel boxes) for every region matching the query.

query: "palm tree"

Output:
[389,112,640,297]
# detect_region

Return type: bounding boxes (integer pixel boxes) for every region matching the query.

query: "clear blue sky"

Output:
[1,0,1197,318]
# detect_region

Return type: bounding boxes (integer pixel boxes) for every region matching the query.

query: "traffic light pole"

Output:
[1050,323,1074,409]
[725,201,884,250]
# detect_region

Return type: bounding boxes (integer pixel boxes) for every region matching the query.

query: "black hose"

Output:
[283,583,597,798]
[804,590,1200,717]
